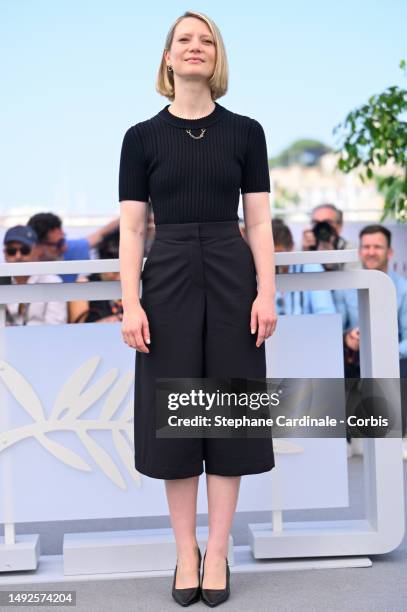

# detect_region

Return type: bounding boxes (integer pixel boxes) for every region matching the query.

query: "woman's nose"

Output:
[189,40,202,51]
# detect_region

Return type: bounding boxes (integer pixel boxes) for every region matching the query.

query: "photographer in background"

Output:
[272,219,336,315]
[302,203,358,271]
[309,220,346,271]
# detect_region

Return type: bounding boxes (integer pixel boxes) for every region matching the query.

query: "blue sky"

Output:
[1,0,406,216]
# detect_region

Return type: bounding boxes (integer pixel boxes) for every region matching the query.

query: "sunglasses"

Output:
[5,245,32,256]
[41,237,66,249]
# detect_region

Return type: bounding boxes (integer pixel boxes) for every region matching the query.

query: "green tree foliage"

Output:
[334,60,407,221]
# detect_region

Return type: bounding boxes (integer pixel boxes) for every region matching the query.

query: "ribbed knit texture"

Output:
[118,102,270,225]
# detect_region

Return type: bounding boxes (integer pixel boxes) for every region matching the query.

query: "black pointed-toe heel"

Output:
[200,550,230,607]
[171,546,202,607]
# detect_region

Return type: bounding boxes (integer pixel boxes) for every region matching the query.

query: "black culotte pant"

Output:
[134,220,275,479]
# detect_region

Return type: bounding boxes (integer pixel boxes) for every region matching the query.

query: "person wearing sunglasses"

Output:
[27,212,119,283]
[3,225,67,326]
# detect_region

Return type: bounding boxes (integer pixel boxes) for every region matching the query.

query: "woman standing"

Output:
[119,11,277,607]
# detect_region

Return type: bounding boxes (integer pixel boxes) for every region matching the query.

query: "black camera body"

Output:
[311,221,339,250]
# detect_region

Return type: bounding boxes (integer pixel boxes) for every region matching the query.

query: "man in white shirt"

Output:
[3,225,67,325]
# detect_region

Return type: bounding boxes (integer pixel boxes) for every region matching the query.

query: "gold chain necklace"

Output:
[167,105,213,140]
[185,128,206,140]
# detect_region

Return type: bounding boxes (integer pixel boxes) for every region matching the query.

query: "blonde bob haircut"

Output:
[156,11,228,101]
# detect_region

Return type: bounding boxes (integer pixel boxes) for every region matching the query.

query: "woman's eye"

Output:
[178,38,213,43]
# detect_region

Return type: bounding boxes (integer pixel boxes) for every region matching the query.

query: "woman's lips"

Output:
[187,58,203,63]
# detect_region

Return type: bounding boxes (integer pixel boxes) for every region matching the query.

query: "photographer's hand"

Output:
[302,228,316,250]
[345,327,360,352]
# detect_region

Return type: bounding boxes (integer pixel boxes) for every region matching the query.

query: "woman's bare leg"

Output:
[202,474,241,589]
[165,476,200,588]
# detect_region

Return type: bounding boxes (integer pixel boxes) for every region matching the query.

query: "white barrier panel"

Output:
[237,313,349,513]
[0,314,347,523]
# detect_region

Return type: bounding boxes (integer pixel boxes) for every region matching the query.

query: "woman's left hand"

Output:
[250,292,278,348]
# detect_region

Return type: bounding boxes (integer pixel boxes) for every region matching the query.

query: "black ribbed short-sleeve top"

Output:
[118,102,270,225]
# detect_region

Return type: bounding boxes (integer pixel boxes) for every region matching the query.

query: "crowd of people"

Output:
[2,212,121,325]
[267,205,407,381]
[2,206,406,361]
[2,205,406,354]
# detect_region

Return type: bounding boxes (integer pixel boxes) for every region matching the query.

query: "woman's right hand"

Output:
[121,303,151,353]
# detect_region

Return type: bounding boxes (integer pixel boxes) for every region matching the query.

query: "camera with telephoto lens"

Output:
[311,221,346,270]
[311,221,340,250]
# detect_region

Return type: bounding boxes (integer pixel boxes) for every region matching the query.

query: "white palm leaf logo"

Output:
[0,356,140,490]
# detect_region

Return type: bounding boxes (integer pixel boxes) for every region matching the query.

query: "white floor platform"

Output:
[0,545,372,586]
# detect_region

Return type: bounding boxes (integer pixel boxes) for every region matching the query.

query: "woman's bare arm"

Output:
[242,192,276,296]
[242,192,277,346]
[119,200,151,352]
[119,201,147,308]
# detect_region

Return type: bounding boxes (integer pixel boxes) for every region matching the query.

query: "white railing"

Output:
[0,250,359,302]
